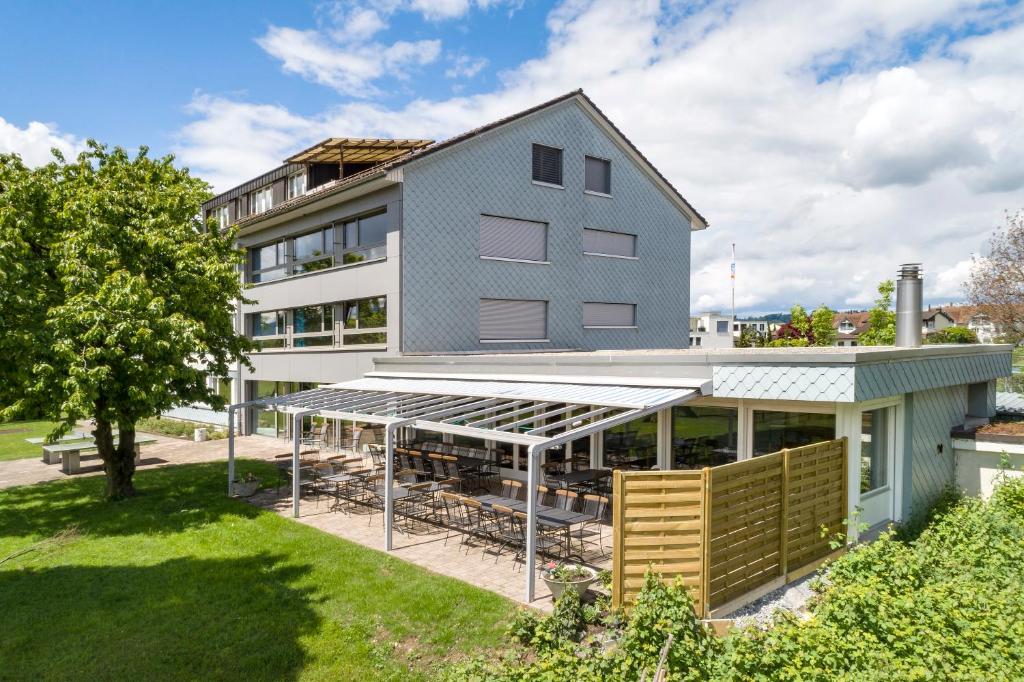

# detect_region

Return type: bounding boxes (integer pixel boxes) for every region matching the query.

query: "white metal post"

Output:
[292,412,303,518]
[227,405,236,496]
[385,423,397,551]
[525,444,544,603]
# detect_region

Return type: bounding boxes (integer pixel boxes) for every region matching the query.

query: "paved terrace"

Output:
[0,431,287,490]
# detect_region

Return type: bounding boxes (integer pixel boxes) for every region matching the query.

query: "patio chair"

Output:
[441,456,464,491]
[553,488,578,512]
[535,485,551,508]
[411,454,432,481]
[428,453,448,480]
[368,444,386,471]
[301,423,328,451]
[500,479,523,500]
[511,511,566,563]
[576,494,610,557]
[439,491,474,549]
[488,505,524,564]
[462,497,497,553]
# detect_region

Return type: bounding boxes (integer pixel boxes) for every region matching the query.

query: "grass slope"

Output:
[0,460,515,680]
[0,420,63,462]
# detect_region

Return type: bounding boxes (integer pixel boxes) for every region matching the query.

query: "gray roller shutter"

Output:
[583,302,636,327]
[479,215,547,261]
[480,299,547,340]
[583,228,636,257]
[585,156,611,194]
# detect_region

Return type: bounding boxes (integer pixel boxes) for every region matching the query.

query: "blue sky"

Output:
[2,1,1023,314]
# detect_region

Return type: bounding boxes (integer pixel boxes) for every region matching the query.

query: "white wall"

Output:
[954,437,1024,499]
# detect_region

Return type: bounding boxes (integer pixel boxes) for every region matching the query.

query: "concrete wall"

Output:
[906,385,967,514]
[236,185,401,385]
[399,98,693,353]
[954,437,1024,499]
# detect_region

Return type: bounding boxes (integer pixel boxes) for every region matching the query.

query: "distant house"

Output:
[833,306,987,346]
[921,307,956,336]
[689,311,734,349]
[939,305,1003,343]
[733,318,774,341]
[833,311,870,347]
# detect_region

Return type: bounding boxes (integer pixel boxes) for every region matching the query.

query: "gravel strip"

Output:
[728,572,823,629]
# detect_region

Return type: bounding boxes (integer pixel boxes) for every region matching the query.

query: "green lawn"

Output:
[0,460,516,680]
[0,420,64,462]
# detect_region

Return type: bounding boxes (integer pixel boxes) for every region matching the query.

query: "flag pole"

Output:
[730,243,736,324]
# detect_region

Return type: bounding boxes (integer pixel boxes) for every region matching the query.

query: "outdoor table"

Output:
[547,468,611,491]
[26,431,90,445]
[474,494,590,527]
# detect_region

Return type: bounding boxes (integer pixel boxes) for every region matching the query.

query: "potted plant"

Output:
[540,561,597,599]
[231,472,261,498]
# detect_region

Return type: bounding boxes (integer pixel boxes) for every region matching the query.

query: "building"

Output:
[689,312,734,348]
[832,307,957,347]
[203,91,708,436]
[939,305,1004,343]
[733,318,773,343]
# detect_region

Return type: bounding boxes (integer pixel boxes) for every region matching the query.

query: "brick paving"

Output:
[249,475,612,611]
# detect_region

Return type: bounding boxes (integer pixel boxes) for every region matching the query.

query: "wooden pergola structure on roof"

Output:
[284,138,434,166]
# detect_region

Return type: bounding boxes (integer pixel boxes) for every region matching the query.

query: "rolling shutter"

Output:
[585,156,611,194]
[532,144,563,185]
[583,302,635,327]
[583,228,636,257]
[479,215,547,261]
[480,299,547,341]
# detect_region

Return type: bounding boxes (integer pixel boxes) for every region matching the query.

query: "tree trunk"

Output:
[94,416,136,499]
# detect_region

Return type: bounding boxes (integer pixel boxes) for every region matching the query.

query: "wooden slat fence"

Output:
[612,438,847,616]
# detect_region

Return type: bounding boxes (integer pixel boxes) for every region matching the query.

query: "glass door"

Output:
[859,405,897,527]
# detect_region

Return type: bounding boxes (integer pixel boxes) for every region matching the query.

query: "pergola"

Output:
[227,375,705,601]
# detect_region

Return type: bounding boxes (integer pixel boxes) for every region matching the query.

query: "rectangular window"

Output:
[209,205,229,230]
[292,227,334,274]
[293,304,334,348]
[251,311,286,349]
[583,302,636,328]
[341,211,388,264]
[248,297,387,351]
[860,407,890,493]
[582,228,636,258]
[531,144,562,186]
[584,156,611,194]
[250,240,287,283]
[479,215,547,262]
[716,320,729,333]
[480,299,547,341]
[250,186,273,215]
[672,405,739,468]
[288,172,307,199]
[752,411,836,456]
[601,413,657,470]
[342,296,387,346]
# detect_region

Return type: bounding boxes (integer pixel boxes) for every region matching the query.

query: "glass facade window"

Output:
[341,211,388,264]
[672,405,738,469]
[860,408,890,493]
[247,297,386,351]
[342,297,387,346]
[293,304,334,348]
[250,186,273,215]
[292,227,334,274]
[752,410,835,456]
[251,241,287,283]
[602,413,658,470]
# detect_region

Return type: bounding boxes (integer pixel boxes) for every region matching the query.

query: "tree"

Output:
[927,326,979,344]
[789,304,811,337]
[768,304,812,347]
[0,143,252,499]
[859,280,896,346]
[966,210,1024,343]
[810,305,837,346]
[737,326,768,348]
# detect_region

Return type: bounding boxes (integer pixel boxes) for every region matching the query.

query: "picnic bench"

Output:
[26,431,90,445]
[42,436,158,473]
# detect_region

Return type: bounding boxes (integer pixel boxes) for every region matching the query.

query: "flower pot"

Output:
[541,566,597,599]
[232,479,260,498]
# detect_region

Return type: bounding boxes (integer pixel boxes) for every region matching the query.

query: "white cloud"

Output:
[0,117,85,167]
[256,25,440,96]
[183,0,1024,313]
[446,53,488,79]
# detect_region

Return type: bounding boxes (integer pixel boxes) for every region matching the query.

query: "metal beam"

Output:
[525,406,614,436]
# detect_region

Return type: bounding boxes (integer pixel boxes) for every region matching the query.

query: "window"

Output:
[251,311,286,349]
[752,410,836,456]
[582,228,636,258]
[250,241,287,283]
[250,186,273,215]
[583,302,636,328]
[716,320,729,333]
[694,336,702,346]
[673,405,739,468]
[288,172,306,199]
[733,323,740,331]
[860,407,891,493]
[602,413,657,469]
[480,299,547,341]
[341,211,388,264]
[531,144,562,186]
[292,226,334,274]
[248,296,387,350]
[293,304,333,348]
[209,205,229,230]
[584,156,611,194]
[479,215,547,262]
[342,296,387,345]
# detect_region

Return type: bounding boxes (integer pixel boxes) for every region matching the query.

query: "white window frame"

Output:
[250,185,273,215]
[288,171,307,199]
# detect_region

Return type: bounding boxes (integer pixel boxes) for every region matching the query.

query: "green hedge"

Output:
[136,417,227,440]
[447,475,1024,680]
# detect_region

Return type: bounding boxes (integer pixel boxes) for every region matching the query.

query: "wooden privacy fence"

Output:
[612,438,848,617]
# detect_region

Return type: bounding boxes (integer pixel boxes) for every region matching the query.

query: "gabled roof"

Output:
[231,89,708,230]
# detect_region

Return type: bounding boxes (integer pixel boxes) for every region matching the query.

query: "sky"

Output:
[2,0,1023,315]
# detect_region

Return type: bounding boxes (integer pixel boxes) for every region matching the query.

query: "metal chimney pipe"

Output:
[895,263,923,347]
